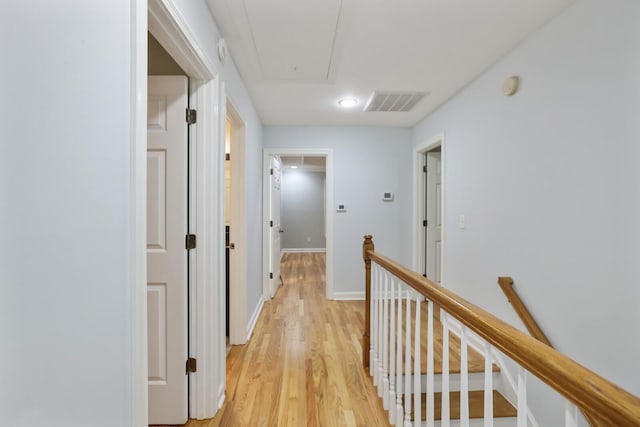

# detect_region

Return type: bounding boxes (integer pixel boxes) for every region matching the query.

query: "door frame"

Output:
[225,98,249,346]
[413,133,446,285]
[133,0,225,423]
[262,148,335,300]
[266,154,283,298]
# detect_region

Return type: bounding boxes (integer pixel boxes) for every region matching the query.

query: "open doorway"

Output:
[263,149,334,300]
[280,156,327,253]
[225,100,248,346]
[142,2,225,422]
[414,135,445,285]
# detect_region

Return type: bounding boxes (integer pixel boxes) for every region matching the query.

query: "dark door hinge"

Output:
[185,234,196,250]
[270,168,273,175]
[423,220,428,227]
[269,272,273,279]
[186,109,197,125]
[269,220,273,227]
[186,357,197,374]
[423,165,428,173]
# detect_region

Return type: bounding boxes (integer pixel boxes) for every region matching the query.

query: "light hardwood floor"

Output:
[155,252,391,427]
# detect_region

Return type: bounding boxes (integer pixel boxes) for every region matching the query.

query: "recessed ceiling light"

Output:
[338,98,358,108]
[290,165,298,169]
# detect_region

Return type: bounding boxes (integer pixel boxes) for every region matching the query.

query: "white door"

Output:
[269,156,282,297]
[147,75,189,425]
[426,152,442,283]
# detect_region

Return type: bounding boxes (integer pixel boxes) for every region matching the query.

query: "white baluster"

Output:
[389,278,396,425]
[383,272,390,409]
[404,289,412,427]
[564,401,578,427]
[372,265,379,383]
[517,367,527,427]
[396,283,404,425]
[414,294,421,424]
[426,299,434,427]
[378,267,384,396]
[460,325,469,427]
[441,313,450,427]
[370,264,376,377]
[484,342,493,427]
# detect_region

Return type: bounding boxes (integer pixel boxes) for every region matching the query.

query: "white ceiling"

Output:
[206,0,575,127]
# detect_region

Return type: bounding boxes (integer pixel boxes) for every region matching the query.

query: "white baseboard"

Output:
[217,388,225,411]
[246,297,264,341]
[331,291,365,300]
[282,248,327,253]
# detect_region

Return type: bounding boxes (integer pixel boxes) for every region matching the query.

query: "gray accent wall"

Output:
[281,170,326,249]
[263,126,413,298]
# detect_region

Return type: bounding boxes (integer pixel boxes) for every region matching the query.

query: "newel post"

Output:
[363,235,374,368]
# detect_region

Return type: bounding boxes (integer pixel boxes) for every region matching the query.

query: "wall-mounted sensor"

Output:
[337,204,347,212]
[383,192,394,201]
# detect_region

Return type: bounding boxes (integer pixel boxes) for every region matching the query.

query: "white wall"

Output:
[281,170,326,249]
[0,2,135,425]
[413,0,640,421]
[264,127,412,297]
[0,0,265,424]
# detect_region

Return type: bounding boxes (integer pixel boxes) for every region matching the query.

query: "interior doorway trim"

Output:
[262,148,335,300]
[225,97,248,346]
[134,0,223,423]
[413,133,446,284]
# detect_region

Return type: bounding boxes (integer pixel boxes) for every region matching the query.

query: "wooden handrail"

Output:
[362,236,640,426]
[497,276,552,347]
[498,276,603,427]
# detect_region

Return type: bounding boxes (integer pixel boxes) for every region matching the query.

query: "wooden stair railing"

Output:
[498,276,602,427]
[497,276,552,347]
[362,235,640,426]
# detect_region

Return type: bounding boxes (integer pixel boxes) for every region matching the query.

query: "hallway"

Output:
[160,252,389,427]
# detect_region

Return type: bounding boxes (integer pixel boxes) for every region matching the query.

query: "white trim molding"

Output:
[245,297,265,342]
[148,0,216,80]
[412,133,446,286]
[282,248,327,253]
[142,0,223,422]
[332,291,365,301]
[226,96,249,347]
[131,0,148,425]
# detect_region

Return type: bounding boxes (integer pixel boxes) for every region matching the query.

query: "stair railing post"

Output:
[363,235,375,368]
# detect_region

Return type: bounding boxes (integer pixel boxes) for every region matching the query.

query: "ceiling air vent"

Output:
[363,91,428,112]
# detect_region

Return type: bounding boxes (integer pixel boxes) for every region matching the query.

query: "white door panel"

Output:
[426,152,442,283]
[269,156,282,297]
[147,75,189,425]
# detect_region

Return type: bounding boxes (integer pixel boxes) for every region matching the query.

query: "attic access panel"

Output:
[244,0,342,81]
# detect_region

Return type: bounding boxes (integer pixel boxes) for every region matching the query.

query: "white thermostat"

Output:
[383,192,394,201]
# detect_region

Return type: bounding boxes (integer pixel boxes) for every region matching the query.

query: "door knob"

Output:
[279,229,284,233]
[229,243,235,250]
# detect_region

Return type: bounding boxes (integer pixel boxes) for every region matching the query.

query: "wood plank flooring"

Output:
[154,252,501,427]
[156,252,390,427]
